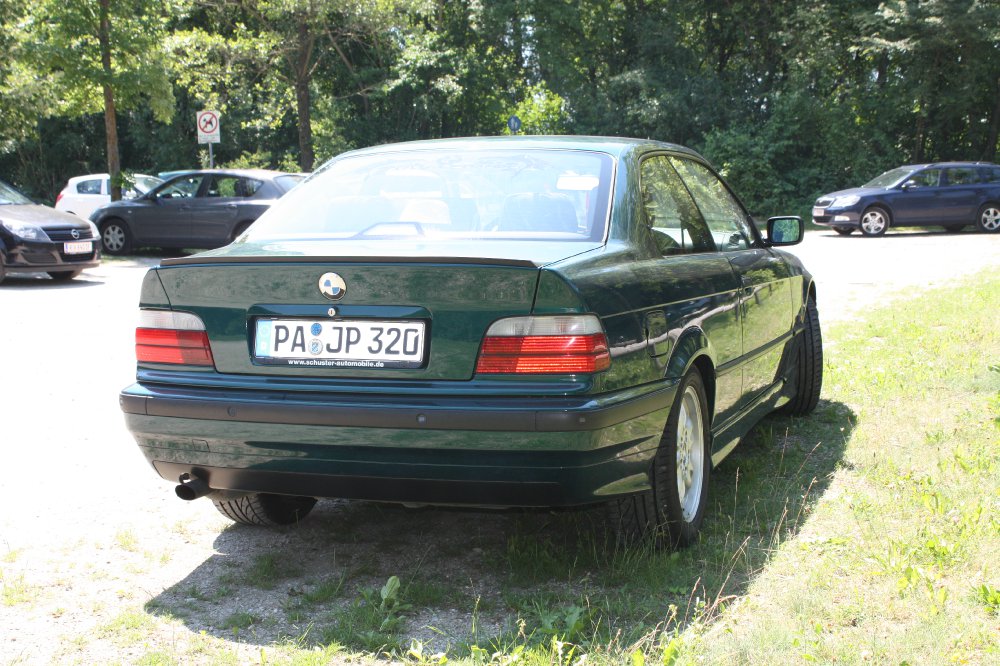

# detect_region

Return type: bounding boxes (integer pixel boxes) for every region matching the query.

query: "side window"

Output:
[206,176,240,198]
[639,156,715,255]
[243,178,263,196]
[946,167,978,186]
[159,176,203,199]
[986,167,1000,184]
[669,157,753,252]
[907,169,941,188]
[76,179,102,195]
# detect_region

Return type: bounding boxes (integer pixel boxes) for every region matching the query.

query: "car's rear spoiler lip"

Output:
[159,254,541,268]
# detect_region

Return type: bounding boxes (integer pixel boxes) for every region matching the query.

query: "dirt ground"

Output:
[1,229,997,664]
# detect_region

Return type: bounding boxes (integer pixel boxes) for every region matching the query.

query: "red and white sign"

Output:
[196,110,221,144]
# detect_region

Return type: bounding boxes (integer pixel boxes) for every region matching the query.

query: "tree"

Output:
[13,0,180,198]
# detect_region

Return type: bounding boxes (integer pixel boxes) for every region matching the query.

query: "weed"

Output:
[2,571,34,606]
[223,611,261,631]
[974,584,1000,615]
[115,529,140,552]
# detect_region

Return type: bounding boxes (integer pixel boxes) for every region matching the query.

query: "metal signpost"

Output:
[196,110,221,168]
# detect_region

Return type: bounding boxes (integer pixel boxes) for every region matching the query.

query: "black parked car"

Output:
[0,179,101,284]
[812,162,1000,236]
[91,169,305,254]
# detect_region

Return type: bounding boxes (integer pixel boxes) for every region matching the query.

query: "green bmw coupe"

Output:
[121,136,821,547]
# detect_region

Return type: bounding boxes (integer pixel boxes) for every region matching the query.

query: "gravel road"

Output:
[1,229,997,664]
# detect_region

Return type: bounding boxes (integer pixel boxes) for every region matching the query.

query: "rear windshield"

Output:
[244,148,614,242]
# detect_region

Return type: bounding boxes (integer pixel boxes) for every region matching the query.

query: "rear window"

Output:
[77,179,102,195]
[245,149,614,242]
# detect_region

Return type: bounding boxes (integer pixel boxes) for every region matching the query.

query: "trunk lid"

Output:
[155,239,601,381]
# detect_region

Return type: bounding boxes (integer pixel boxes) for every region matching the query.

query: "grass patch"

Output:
[2,571,35,606]
[244,552,300,589]
[99,609,158,646]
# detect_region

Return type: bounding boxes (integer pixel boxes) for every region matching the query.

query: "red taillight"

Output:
[136,328,214,366]
[475,315,611,375]
[135,310,214,367]
[55,192,63,206]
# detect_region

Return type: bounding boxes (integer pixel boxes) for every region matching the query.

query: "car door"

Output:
[638,156,744,428]
[669,157,796,411]
[885,168,943,226]
[940,167,982,223]
[130,175,202,245]
[186,174,246,246]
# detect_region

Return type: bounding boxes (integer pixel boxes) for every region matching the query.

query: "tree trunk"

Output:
[98,0,121,201]
[295,17,315,172]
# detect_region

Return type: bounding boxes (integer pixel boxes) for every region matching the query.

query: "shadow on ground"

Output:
[146,398,856,658]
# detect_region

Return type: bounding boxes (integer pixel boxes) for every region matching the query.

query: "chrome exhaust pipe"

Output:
[175,472,210,501]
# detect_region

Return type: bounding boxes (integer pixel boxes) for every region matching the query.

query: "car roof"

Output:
[332,135,703,162]
[899,161,998,170]
[163,169,298,179]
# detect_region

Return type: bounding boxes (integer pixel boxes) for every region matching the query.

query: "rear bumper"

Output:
[121,381,676,507]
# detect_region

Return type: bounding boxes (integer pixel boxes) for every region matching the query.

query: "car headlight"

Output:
[86,220,99,237]
[0,219,49,241]
[830,195,860,208]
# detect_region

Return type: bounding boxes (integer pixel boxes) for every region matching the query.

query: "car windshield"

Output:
[864,166,918,188]
[0,180,32,205]
[134,175,163,193]
[244,148,614,242]
[274,174,306,193]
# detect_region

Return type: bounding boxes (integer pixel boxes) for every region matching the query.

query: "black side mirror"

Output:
[765,216,803,246]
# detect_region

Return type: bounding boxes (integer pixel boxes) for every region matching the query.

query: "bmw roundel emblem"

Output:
[318,272,347,300]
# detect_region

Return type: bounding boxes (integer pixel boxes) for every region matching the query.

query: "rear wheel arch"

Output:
[230,219,255,241]
[665,330,717,425]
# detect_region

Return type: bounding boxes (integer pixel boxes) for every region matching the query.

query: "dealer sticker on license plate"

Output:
[254,318,426,369]
[63,241,92,254]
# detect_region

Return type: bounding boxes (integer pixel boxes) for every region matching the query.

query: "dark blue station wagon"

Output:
[812,162,1000,236]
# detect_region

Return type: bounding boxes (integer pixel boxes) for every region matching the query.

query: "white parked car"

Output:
[55,173,162,220]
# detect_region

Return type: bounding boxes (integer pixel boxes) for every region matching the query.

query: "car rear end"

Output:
[120,140,673,508]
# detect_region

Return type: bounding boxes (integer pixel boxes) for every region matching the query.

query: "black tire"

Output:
[977,204,1000,233]
[781,295,823,416]
[48,270,83,281]
[213,493,317,526]
[859,206,890,237]
[0,256,6,285]
[833,227,854,236]
[101,218,133,255]
[609,368,711,548]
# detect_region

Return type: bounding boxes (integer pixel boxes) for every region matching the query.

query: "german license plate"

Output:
[64,241,92,254]
[254,318,426,369]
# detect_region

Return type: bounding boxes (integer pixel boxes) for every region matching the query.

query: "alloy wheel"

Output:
[981,206,1000,232]
[675,385,705,522]
[860,209,888,236]
[103,224,125,252]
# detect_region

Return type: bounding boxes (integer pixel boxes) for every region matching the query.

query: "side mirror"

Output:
[765,216,803,246]
[900,179,918,190]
